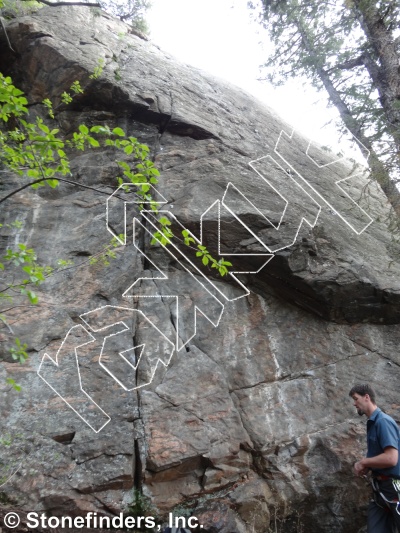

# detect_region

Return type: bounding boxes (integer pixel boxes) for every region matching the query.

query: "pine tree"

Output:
[100,0,151,34]
[250,0,400,214]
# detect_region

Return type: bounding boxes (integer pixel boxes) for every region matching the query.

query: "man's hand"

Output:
[354,460,369,476]
[353,447,398,476]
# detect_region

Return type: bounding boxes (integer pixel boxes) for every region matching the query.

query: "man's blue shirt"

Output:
[367,407,400,478]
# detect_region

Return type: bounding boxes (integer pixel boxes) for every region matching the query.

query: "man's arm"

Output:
[354,446,398,476]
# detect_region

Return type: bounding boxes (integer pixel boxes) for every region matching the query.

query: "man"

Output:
[350,384,400,532]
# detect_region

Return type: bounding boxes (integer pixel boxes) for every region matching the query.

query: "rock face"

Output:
[1,6,400,533]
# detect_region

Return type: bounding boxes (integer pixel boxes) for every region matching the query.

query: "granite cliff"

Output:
[1,6,400,533]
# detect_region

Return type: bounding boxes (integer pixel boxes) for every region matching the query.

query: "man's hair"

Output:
[349,384,376,403]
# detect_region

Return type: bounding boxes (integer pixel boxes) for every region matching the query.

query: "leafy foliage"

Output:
[250,0,400,210]
[0,0,151,35]
[9,337,28,364]
[0,63,231,389]
[100,0,151,34]
[0,0,42,18]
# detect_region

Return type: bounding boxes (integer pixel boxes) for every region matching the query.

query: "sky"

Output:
[146,0,355,154]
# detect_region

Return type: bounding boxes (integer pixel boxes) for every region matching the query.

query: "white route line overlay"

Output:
[274,129,373,235]
[225,158,321,254]
[140,210,266,301]
[106,184,168,246]
[199,199,274,273]
[37,325,110,433]
[80,305,175,390]
[123,216,225,351]
[36,128,375,433]
[37,308,175,432]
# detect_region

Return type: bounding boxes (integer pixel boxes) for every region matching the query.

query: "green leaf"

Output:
[27,291,38,304]
[6,378,21,392]
[202,256,209,266]
[112,127,125,137]
[37,121,50,134]
[79,124,89,135]
[70,81,83,94]
[89,58,105,80]
[87,136,100,147]
[124,144,134,155]
[118,161,130,171]
[90,125,111,135]
[27,169,40,178]
[162,227,173,238]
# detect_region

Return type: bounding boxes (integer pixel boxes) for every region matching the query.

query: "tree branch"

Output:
[0,16,16,52]
[0,315,14,335]
[296,22,400,215]
[330,55,364,71]
[0,175,134,205]
[360,51,382,90]
[24,0,102,6]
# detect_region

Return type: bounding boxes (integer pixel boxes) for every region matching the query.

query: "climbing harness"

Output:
[371,477,400,515]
